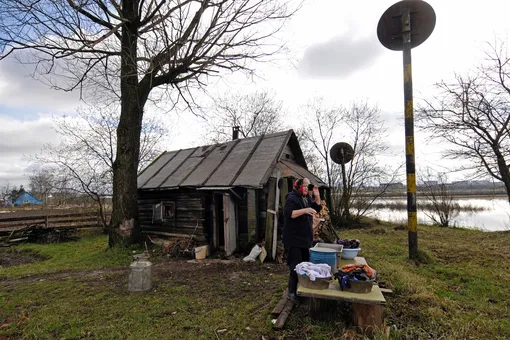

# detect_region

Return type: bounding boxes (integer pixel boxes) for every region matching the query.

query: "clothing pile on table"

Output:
[334,263,377,290]
[295,262,332,281]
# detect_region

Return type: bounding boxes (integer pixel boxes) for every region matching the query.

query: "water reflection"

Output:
[366,197,510,231]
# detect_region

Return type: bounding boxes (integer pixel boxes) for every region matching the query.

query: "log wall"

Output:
[138,189,209,241]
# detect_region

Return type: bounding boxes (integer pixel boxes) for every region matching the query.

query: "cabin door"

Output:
[223,193,237,256]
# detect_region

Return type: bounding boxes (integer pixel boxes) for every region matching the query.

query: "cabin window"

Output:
[23,199,29,204]
[163,202,175,218]
[152,201,175,223]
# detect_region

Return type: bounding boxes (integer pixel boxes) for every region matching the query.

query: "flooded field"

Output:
[366,197,510,231]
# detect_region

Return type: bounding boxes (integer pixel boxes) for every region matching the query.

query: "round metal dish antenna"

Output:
[330,142,354,165]
[377,0,436,51]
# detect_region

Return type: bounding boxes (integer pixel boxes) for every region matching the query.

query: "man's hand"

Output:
[303,207,316,216]
[291,207,317,218]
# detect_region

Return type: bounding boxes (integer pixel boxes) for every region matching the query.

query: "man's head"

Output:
[293,177,311,197]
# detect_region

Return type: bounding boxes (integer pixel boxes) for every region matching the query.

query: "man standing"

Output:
[283,177,322,304]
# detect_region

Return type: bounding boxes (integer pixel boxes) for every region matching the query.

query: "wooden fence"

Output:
[0,210,108,234]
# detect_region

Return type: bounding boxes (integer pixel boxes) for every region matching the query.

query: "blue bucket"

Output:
[310,247,337,272]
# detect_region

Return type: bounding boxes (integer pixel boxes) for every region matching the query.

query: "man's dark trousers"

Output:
[287,246,310,294]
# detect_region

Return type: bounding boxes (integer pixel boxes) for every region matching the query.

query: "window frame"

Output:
[152,201,175,223]
[161,201,175,220]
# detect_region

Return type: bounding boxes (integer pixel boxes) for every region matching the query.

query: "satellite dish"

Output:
[330,142,354,165]
[377,0,436,51]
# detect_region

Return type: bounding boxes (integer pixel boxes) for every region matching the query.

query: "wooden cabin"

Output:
[137,129,329,259]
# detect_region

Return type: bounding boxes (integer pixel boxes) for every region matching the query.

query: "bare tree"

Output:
[299,100,398,225]
[418,42,510,204]
[296,133,324,179]
[205,90,286,143]
[27,168,55,203]
[0,184,25,205]
[418,169,460,227]
[0,181,12,206]
[0,0,298,245]
[33,105,168,230]
[26,166,77,206]
[337,102,400,223]
[298,98,344,188]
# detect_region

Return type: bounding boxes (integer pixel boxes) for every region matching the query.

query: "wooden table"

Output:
[297,256,386,333]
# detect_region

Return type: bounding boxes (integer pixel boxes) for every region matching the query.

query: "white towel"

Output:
[295,262,332,281]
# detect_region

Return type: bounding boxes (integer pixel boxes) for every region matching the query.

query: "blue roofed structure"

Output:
[12,192,44,206]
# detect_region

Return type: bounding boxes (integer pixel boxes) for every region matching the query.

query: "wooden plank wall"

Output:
[236,188,248,247]
[264,178,276,257]
[279,178,290,212]
[138,189,208,240]
[257,190,267,243]
[247,189,257,244]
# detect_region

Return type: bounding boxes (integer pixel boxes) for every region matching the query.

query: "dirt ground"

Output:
[0,254,287,290]
[0,249,49,269]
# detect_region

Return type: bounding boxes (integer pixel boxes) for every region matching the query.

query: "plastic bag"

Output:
[243,245,262,262]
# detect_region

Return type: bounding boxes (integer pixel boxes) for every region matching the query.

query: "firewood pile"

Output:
[0,210,104,246]
[1,226,78,246]
[314,200,339,244]
[162,237,198,257]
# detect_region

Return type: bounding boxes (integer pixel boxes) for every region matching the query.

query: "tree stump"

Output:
[351,303,384,334]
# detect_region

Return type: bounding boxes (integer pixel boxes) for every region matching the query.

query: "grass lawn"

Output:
[1,224,509,339]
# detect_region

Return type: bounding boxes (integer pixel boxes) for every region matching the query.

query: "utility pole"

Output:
[377,0,436,259]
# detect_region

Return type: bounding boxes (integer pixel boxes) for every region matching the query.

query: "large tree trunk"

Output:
[495,152,510,205]
[109,1,143,247]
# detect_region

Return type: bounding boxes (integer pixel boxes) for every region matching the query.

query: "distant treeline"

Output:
[365,200,486,213]
[354,188,508,198]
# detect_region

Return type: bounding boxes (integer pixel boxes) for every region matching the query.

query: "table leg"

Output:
[351,303,384,334]
[307,298,337,321]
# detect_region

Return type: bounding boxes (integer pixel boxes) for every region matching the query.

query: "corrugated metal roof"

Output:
[233,132,288,186]
[137,150,178,188]
[141,148,196,189]
[138,130,327,190]
[205,136,262,186]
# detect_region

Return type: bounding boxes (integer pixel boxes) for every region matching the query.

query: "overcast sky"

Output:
[1,0,509,189]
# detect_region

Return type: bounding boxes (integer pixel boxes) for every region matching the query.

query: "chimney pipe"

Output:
[232,126,240,140]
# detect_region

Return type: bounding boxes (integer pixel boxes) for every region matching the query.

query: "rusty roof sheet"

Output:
[277,160,327,187]
[138,130,327,190]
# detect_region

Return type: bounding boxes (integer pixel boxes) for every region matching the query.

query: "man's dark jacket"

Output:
[282,191,322,248]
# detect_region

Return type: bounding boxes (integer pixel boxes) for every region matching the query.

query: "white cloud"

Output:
[0,56,81,113]
[0,115,59,187]
[298,33,383,78]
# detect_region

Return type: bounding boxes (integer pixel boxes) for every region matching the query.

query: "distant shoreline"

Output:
[355,190,508,199]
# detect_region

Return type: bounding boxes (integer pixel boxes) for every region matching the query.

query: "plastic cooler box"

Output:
[314,243,343,267]
[309,247,338,273]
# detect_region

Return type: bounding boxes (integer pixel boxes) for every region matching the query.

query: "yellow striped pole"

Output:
[402,9,418,258]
